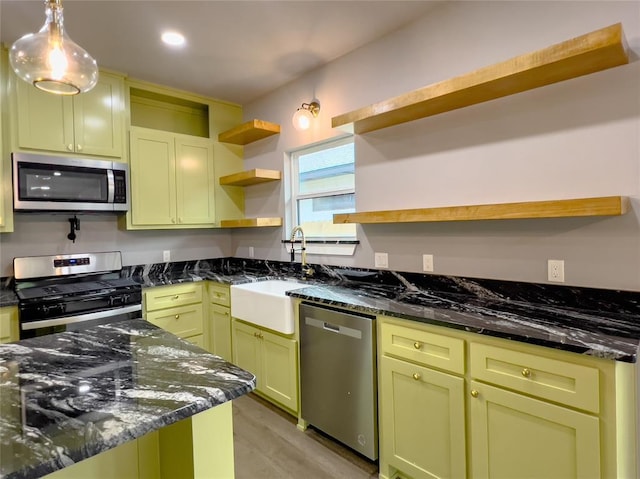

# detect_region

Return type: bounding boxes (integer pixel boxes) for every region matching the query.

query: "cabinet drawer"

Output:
[145,283,203,311]
[208,282,230,307]
[470,343,600,413]
[147,304,203,338]
[380,322,465,375]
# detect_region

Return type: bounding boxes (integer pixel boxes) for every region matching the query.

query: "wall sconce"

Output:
[9,0,98,95]
[292,100,320,131]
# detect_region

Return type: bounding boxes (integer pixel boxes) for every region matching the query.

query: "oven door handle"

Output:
[21,304,142,331]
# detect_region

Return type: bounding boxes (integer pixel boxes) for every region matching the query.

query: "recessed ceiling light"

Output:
[162,31,186,47]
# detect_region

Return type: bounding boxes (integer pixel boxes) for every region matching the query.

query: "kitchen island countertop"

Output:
[0,319,255,479]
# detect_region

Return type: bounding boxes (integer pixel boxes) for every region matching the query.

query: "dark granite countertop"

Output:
[138,267,640,362]
[286,284,640,363]
[0,319,256,479]
[4,257,639,363]
[119,259,640,362]
[0,279,18,308]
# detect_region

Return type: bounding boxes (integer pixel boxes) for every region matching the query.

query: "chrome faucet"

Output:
[290,225,314,278]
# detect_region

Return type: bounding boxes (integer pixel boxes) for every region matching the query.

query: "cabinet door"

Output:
[261,330,298,412]
[469,380,600,479]
[232,320,261,386]
[0,307,18,343]
[72,72,124,158]
[130,128,176,226]
[208,303,232,362]
[0,55,13,233]
[185,335,205,348]
[380,355,466,479]
[16,79,74,153]
[175,137,215,225]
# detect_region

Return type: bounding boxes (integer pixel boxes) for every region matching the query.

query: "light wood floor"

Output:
[232,393,379,479]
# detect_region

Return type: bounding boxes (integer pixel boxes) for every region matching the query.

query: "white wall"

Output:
[0,214,232,276]
[237,0,640,291]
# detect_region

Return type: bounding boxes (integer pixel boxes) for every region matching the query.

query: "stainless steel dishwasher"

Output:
[299,302,378,460]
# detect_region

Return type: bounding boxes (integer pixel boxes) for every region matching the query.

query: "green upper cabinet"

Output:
[130,128,176,226]
[0,49,13,233]
[13,71,125,159]
[175,137,216,225]
[128,127,215,228]
[123,81,245,230]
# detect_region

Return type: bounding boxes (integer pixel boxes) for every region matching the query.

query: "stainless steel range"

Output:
[14,251,142,339]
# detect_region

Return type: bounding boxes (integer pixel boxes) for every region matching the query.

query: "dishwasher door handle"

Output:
[304,316,363,339]
[323,322,340,332]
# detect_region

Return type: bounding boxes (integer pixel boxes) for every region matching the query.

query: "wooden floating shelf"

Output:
[220,217,283,228]
[219,169,282,186]
[218,119,280,145]
[332,23,629,134]
[333,196,630,224]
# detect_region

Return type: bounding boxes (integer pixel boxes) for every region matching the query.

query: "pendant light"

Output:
[9,0,98,95]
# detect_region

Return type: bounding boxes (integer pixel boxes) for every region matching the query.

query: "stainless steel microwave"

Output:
[12,153,129,212]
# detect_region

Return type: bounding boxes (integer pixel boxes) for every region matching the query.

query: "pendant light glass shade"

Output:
[9,0,98,95]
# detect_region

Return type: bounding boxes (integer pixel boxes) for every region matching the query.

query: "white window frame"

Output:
[285,136,357,256]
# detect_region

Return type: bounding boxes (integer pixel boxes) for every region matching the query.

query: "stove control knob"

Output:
[109,296,125,307]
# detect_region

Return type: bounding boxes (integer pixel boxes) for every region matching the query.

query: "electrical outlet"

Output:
[248,246,255,258]
[422,254,434,272]
[548,259,565,283]
[374,252,389,268]
[163,250,171,262]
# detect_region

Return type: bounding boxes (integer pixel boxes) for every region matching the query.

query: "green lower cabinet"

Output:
[377,316,626,479]
[0,306,19,343]
[469,380,600,479]
[379,355,466,479]
[43,440,139,479]
[208,303,232,362]
[43,402,235,479]
[232,319,298,413]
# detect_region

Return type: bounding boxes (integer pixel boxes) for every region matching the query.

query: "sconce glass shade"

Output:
[292,101,320,131]
[9,0,98,95]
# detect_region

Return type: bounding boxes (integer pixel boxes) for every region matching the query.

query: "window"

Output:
[290,137,356,240]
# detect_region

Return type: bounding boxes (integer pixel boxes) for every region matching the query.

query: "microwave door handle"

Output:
[107,170,115,203]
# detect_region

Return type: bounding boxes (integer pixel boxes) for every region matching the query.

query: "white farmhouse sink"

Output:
[230,280,305,334]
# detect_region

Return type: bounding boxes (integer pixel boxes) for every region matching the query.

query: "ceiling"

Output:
[0,0,442,105]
